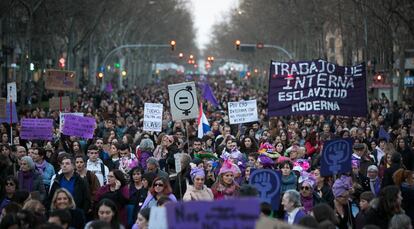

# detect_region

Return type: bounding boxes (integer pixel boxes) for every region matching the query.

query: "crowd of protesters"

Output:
[0,75,413,229]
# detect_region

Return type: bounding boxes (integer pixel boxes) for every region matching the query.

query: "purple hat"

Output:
[190,167,205,180]
[299,171,317,188]
[257,155,274,168]
[332,175,353,198]
[219,160,239,175]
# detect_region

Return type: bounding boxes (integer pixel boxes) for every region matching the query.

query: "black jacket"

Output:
[47,173,90,212]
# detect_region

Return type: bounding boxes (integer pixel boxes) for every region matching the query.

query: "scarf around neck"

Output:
[35,160,47,175]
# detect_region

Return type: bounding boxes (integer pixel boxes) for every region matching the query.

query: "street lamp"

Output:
[235,40,241,50]
[170,40,176,51]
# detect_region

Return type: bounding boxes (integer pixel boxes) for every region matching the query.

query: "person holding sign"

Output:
[211,160,240,200]
[182,166,214,201]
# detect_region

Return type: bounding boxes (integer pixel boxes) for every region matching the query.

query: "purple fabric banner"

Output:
[20,118,53,140]
[62,115,96,139]
[268,59,367,117]
[166,198,260,229]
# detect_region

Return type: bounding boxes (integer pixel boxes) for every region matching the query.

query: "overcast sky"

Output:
[189,0,239,51]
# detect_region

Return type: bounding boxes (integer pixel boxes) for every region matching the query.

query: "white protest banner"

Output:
[168,82,198,121]
[143,103,163,132]
[59,112,84,132]
[148,206,168,229]
[174,153,184,173]
[228,99,258,124]
[7,82,17,103]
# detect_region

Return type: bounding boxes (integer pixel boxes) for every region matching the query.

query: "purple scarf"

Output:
[301,194,313,214]
[35,160,47,176]
[18,171,34,192]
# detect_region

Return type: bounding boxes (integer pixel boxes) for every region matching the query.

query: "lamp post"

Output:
[99,42,175,91]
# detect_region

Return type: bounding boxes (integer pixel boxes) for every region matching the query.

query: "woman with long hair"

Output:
[365,185,404,229]
[211,160,240,200]
[396,138,413,170]
[50,188,85,229]
[95,169,129,226]
[393,169,414,223]
[127,167,148,227]
[305,131,320,158]
[239,136,259,156]
[95,198,125,229]
[0,176,18,214]
[141,177,177,209]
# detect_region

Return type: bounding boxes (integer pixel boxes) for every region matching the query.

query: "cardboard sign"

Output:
[62,115,95,139]
[7,82,17,103]
[49,96,71,111]
[168,82,198,121]
[320,138,353,176]
[20,118,54,140]
[59,112,83,132]
[143,103,163,132]
[0,98,6,118]
[228,100,258,124]
[0,102,18,123]
[166,198,260,229]
[249,169,281,211]
[44,69,77,91]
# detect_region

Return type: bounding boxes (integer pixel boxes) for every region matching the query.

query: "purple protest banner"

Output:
[62,115,96,139]
[20,118,53,140]
[166,198,260,229]
[268,59,367,117]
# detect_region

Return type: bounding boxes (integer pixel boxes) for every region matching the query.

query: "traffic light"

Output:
[374,73,384,84]
[114,63,121,68]
[235,40,241,50]
[59,57,65,68]
[170,40,176,51]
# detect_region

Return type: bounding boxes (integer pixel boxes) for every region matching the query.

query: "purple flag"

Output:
[379,126,390,142]
[268,59,367,117]
[166,198,260,229]
[20,118,53,140]
[62,115,96,139]
[105,82,113,93]
[202,83,219,107]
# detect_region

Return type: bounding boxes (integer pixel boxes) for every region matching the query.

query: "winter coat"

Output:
[183,185,214,201]
[281,172,297,194]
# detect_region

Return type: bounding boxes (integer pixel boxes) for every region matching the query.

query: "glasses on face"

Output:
[301,186,311,191]
[6,182,15,186]
[154,183,164,187]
